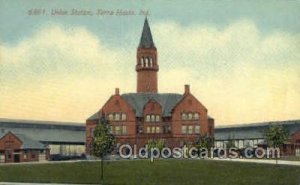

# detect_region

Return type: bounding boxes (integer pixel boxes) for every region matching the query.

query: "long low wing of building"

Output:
[0,118,86,162]
[215,120,300,156]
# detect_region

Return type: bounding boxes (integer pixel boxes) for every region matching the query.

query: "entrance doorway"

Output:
[14,154,20,162]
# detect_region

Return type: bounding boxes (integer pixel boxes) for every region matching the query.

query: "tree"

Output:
[195,134,214,149]
[263,124,289,164]
[194,134,214,158]
[147,139,165,151]
[92,118,115,183]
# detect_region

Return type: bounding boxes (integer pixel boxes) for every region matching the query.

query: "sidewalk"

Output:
[211,157,300,166]
[0,183,91,185]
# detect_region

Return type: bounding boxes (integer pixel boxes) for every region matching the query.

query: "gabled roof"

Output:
[0,119,85,144]
[0,131,47,149]
[215,120,300,140]
[15,133,47,149]
[138,18,155,49]
[121,93,183,117]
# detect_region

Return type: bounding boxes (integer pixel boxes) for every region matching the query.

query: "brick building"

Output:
[0,131,49,163]
[86,18,214,155]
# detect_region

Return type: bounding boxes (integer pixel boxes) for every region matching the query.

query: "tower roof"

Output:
[138,18,155,49]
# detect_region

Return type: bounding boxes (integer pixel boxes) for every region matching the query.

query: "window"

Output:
[195,126,200,134]
[115,126,121,135]
[122,126,127,135]
[188,113,193,120]
[31,154,35,158]
[115,113,120,121]
[146,115,151,122]
[194,113,199,120]
[156,127,160,133]
[151,127,156,133]
[151,115,155,122]
[109,125,113,134]
[147,127,151,133]
[121,113,127,121]
[181,125,187,134]
[141,58,144,67]
[149,58,153,67]
[182,113,187,120]
[145,58,149,67]
[188,126,193,134]
[155,115,160,122]
[108,114,113,121]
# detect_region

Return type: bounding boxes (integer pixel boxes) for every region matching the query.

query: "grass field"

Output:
[0,159,300,185]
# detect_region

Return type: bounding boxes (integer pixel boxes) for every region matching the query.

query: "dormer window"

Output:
[145,114,160,122]
[188,113,193,120]
[108,114,113,121]
[121,113,127,121]
[155,115,160,122]
[115,113,120,121]
[151,115,155,122]
[146,115,151,122]
[181,113,187,120]
[194,113,199,120]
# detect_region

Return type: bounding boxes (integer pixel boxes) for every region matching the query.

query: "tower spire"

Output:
[138,17,155,49]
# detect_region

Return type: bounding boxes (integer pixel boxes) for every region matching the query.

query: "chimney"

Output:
[184,84,190,94]
[115,88,120,95]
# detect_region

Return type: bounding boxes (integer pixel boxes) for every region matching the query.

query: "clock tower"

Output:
[136,18,159,93]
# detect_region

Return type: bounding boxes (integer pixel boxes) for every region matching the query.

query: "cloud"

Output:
[0,20,299,124]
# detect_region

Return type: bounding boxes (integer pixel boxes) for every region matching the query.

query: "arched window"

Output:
[149,57,153,67]
[145,58,149,67]
[141,58,144,67]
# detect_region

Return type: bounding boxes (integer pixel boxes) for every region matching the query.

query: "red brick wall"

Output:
[0,132,48,163]
[172,92,210,136]
[0,132,22,163]
[136,48,158,93]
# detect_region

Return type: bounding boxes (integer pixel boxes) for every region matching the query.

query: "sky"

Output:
[0,0,299,125]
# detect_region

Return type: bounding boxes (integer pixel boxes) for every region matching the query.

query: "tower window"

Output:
[141,57,144,67]
[149,57,153,67]
[145,58,149,67]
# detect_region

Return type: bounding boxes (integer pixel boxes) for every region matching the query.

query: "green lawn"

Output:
[0,159,299,185]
